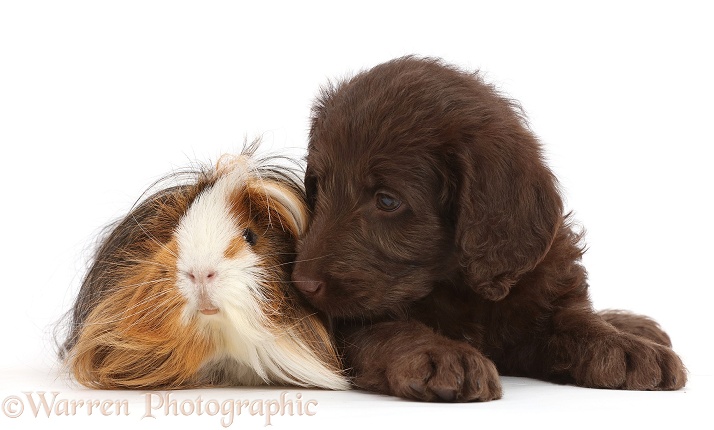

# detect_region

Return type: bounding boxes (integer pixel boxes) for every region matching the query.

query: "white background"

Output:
[1,1,712,429]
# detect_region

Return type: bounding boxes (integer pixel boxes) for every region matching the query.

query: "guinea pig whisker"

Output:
[131,214,177,258]
[121,293,180,321]
[292,254,334,265]
[263,260,302,269]
[81,294,178,328]
[122,295,178,324]
[125,259,174,269]
[100,284,175,316]
[96,259,173,271]
[116,277,174,291]
[144,301,184,329]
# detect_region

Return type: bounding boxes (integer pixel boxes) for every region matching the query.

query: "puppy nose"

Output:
[292,269,324,295]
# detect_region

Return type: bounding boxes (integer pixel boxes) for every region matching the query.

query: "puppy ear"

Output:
[451,132,563,301]
[304,165,318,212]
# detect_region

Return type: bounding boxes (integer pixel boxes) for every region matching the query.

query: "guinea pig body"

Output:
[60,148,348,390]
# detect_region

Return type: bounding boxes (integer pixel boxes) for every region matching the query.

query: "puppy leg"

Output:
[598,309,672,347]
[342,320,502,402]
[546,308,686,390]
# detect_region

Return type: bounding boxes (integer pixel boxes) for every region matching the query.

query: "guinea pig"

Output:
[59,144,348,390]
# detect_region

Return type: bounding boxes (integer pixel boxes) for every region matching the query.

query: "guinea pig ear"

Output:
[215,153,252,177]
[257,180,309,238]
[450,134,563,301]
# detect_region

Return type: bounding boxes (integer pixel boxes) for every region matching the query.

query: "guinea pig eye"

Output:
[242,228,257,246]
[375,192,402,212]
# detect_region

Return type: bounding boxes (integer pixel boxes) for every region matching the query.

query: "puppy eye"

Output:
[375,192,402,212]
[242,228,257,246]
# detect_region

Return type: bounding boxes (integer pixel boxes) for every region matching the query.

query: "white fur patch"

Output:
[175,166,263,319]
[175,163,348,390]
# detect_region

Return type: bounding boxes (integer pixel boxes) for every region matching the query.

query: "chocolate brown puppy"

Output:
[292,56,686,402]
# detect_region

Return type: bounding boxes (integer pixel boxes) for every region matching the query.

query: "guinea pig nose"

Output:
[189,269,217,285]
[292,270,324,295]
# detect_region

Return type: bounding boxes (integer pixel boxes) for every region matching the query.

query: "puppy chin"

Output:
[301,289,363,318]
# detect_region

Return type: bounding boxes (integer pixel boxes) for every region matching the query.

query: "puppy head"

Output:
[293,56,562,317]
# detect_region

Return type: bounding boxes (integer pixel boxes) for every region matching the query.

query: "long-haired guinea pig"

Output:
[58,144,348,391]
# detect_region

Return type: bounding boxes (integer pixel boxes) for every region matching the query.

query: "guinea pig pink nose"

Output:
[292,270,324,295]
[188,270,217,285]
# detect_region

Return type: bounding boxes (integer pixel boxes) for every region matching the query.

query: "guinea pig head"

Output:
[64,153,346,390]
[175,159,305,325]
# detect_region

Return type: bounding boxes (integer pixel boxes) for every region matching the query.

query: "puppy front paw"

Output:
[383,340,502,402]
[573,333,687,390]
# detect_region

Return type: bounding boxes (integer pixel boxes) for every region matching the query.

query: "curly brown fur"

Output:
[292,56,687,402]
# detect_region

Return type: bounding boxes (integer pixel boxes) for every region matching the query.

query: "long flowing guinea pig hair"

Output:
[58,141,348,390]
